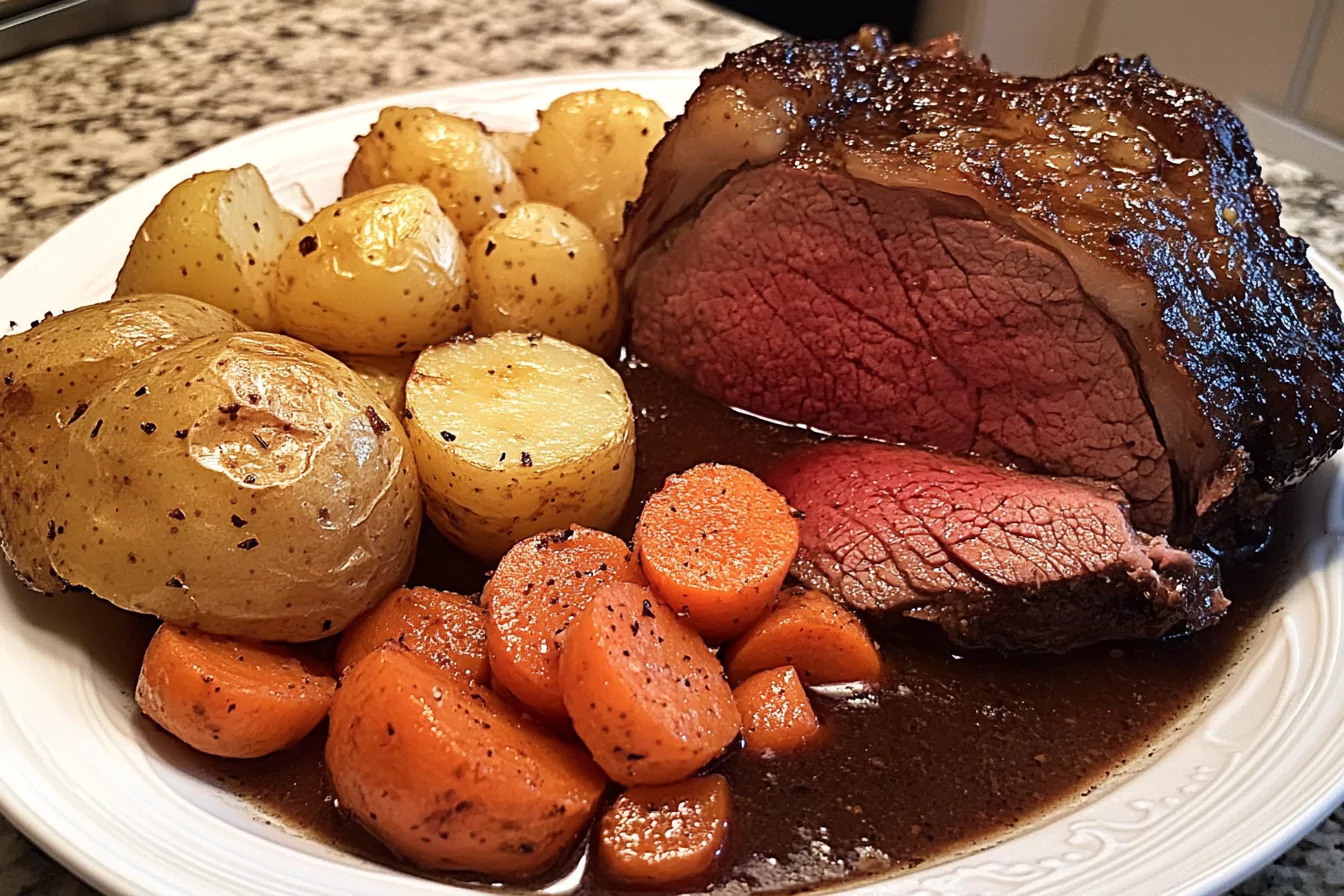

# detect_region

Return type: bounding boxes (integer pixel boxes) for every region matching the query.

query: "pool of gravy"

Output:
[185,358,1292,896]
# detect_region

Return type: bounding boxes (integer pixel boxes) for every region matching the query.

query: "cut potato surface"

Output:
[273,184,470,355]
[636,463,800,642]
[344,106,527,241]
[597,775,731,886]
[43,332,422,642]
[115,165,299,329]
[336,586,488,680]
[405,333,635,559]
[0,295,244,592]
[335,352,415,419]
[469,202,622,355]
[723,587,882,686]
[136,624,335,758]
[483,526,644,718]
[327,644,606,877]
[520,89,668,249]
[559,582,741,786]
[733,665,821,756]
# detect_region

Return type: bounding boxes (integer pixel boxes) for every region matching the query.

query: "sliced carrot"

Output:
[327,643,607,878]
[733,665,821,756]
[597,775,731,886]
[135,624,335,759]
[559,582,741,785]
[335,586,488,681]
[484,526,644,718]
[722,587,882,686]
[635,463,799,642]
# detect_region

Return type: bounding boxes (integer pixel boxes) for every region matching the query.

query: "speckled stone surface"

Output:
[0,2,1343,894]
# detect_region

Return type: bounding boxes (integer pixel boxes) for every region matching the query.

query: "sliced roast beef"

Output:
[770,442,1227,652]
[619,28,1344,537]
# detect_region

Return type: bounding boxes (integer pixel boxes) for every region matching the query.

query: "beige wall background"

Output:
[916,0,1344,181]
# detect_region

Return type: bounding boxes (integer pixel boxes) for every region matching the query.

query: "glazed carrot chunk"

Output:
[135,624,335,759]
[335,586,488,681]
[635,463,800,642]
[733,665,820,756]
[327,644,607,878]
[597,775,732,886]
[484,526,644,718]
[559,582,741,785]
[723,587,882,686]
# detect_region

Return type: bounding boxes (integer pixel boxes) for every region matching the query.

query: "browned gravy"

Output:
[184,359,1291,895]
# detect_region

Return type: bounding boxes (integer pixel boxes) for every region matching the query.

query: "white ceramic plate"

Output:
[1,69,1343,896]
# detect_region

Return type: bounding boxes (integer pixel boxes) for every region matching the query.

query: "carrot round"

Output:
[327,644,607,878]
[484,526,644,718]
[722,587,882,686]
[135,624,335,759]
[559,582,741,785]
[733,665,820,756]
[635,463,799,641]
[597,774,731,886]
[335,586,488,681]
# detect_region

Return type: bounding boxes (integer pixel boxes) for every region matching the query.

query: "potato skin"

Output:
[469,203,621,355]
[520,90,668,249]
[327,644,606,877]
[343,107,527,241]
[273,184,470,355]
[0,296,244,592]
[488,130,532,174]
[404,333,636,559]
[335,352,414,419]
[44,332,422,641]
[115,166,300,329]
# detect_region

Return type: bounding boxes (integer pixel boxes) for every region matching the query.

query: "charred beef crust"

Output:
[621,28,1344,536]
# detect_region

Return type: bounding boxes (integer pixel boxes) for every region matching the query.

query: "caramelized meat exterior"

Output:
[620,28,1344,538]
[771,442,1227,652]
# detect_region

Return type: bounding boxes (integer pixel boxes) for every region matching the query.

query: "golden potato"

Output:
[519,90,668,249]
[343,106,527,240]
[468,203,621,355]
[405,333,635,559]
[272,184,470,355]
[115,166,300,329]
[0,296,244,592]
[487,130,532,174]
[43,332,422,641]
[335,352,414,419]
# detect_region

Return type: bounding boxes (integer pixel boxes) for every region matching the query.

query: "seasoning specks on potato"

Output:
[42,331,422,641]
[273,184,471,356]
[343,106,527,241]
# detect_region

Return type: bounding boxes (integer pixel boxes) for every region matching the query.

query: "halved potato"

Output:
[343,106,527,241]
[404,333,635,559]
[335,353,415,419]
[43,332,422,641]
[519,90,668,249]
[0,296,244,591]
[272,184,470,355]
[468,202,621,355]
[115,166,300,329]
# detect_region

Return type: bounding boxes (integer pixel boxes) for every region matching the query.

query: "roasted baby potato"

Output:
[404,333,636,559]
[335,353,415,419]
[43,332,422,641]
[488,130,533,174]
[0,295,244,592]
[519,90,668,249]
[273,184,470,355]
[115,166,300,329]
[343,106,527,241]
[469,203,621,355]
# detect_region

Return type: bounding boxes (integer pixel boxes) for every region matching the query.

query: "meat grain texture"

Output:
[619,27,1344,539]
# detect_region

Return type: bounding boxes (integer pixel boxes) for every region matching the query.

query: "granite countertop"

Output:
[0,1,1342,894]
